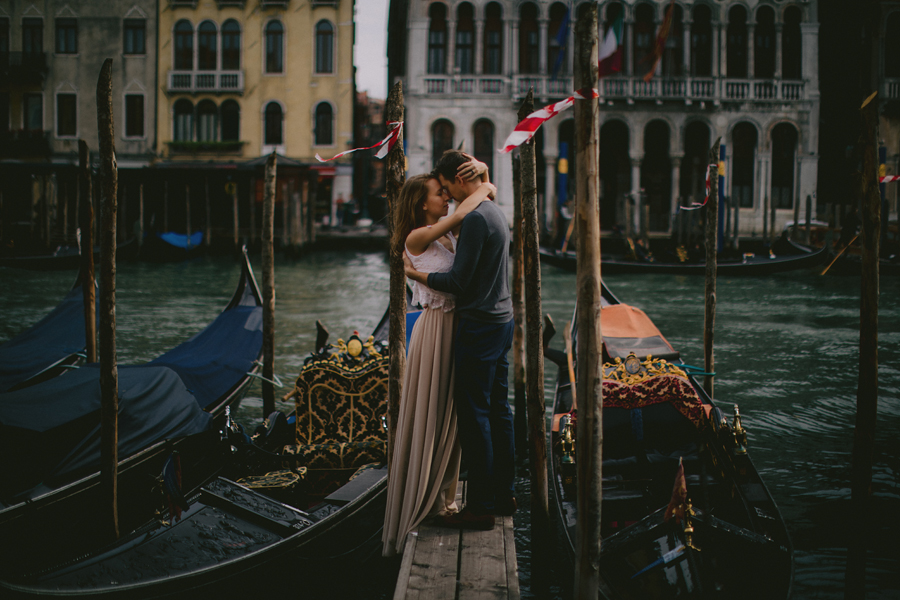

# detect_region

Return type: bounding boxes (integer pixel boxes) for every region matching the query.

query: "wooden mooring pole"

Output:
[511,151,527,456]
[96,58,119,540]
[846,91,881,599]
[573,7,602,598]
[704,139,721,397]
[79,140,96,364]
[518,88,550,577]
[261,153,277,417]
[385,81,406,467]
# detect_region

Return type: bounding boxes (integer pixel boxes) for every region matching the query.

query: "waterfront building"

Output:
[0,0,157,252]
[155,0,355,243]
[388,0,820,245]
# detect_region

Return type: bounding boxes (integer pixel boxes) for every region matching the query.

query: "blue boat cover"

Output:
[0,283,95,393]
[0,365,213,492]
[157,231,203,249]
[148,284,263,410]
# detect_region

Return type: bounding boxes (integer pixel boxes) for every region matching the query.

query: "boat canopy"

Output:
[601,304,679,362]
[0,282,94,393]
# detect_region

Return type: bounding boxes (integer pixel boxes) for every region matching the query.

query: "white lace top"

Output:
[406,230,457,313]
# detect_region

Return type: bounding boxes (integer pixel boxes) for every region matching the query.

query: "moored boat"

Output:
[546,283,793,599]
[0,326,390,599]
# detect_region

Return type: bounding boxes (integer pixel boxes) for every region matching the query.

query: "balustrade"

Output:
[167,70,244,94]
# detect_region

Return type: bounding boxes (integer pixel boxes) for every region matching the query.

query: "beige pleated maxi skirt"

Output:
[382,306,461,557]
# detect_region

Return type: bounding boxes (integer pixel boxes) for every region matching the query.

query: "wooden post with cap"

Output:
[262,152,277,417]
[704,139,721,397]
[79,140,96,364]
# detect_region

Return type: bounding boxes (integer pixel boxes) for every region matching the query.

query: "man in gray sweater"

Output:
[404,150,515,530]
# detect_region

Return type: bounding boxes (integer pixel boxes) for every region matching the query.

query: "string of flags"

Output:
[880,175,900,183]
[315,121,403,163]
[499,88,599,154]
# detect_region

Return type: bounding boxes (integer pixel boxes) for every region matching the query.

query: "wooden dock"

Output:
[394,483,520,600]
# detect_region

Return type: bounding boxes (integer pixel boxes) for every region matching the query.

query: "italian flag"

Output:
[598,14,624,78]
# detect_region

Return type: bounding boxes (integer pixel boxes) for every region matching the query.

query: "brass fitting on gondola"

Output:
[683,499,701,551]
[560,415,576,466]
[732,405,748,455]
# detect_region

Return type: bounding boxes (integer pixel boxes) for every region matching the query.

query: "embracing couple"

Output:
[382,150,515,556]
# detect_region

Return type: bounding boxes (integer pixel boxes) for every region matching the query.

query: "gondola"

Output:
[0,239,137,271]
[0,247,263,504]
[546,283,793,599]
[137,231,204,262]
[0,321,391,599]
[0,272,97,393]
[541,236,826,276]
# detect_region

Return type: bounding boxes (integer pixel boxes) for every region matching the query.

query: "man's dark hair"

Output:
[432,149,468,181]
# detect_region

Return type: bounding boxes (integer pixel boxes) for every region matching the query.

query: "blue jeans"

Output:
[453,317,515,513]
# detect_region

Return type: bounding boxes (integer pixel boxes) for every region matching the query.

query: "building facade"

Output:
[0,0,157,252]
[389,0,820,244]
[156,0,355,233]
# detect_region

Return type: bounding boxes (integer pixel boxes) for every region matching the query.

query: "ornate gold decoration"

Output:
[732,405,748,455]
[560,415,576,466]
[362,335,383,361]
[603,353,688,385]
[347,338,363,357]
[683,499,701,551]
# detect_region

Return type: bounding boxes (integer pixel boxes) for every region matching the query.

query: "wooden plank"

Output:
[404,526,461,599]
[393,531,418,600]
[502,515,520,600]
[458,519,509,600]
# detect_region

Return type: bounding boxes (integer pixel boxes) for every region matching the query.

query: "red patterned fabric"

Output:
[602,374,708,430]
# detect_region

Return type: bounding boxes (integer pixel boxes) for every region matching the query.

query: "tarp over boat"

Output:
[601,304,679,362]
[0,280,96,393]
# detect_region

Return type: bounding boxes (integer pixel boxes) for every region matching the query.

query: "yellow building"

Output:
[156,0,355,231]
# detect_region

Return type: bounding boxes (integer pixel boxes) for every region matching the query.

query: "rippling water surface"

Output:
[2,252,898,599]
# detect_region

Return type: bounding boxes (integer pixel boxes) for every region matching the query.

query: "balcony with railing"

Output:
[167,70,244,95]
[0,52,48,85]
[422,75,508,97]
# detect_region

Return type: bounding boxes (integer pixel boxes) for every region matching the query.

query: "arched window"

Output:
[174,20,193,70]
[197,99,217,142]
[662,4,683,77]
[174,99,193,141]
[427,3,447,74]
[265,102,283,145]
[691,5,712,77]
[641,120,672,231]
[473,119,494,174]
[519,3,539,74]
[732,122,758,208]
[681,121,711,203]
[198,21,217,71]
[634,3,655,75]
[548,3,568,76]
[599,119,630,225]
[222,20,241,70]
[771,123,798,209]
[431,119,454,166]
[755,7,775,78]
[886,13,900,77]
[483,3,503,75]
[265,21,284,74]
[221,99,240,142]
[314,102,333,146]
[315,20,334,74]
[727,5,748,78]
[782,7,802,80]
[455,3,474,74]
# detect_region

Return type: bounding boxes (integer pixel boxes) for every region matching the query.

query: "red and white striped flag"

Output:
[679,164,719,211]
[499,88,599,154]
[880,175,900,183]
[315,121,403,162]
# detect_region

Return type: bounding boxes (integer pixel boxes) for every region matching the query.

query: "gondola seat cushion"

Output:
[289,356,389,474]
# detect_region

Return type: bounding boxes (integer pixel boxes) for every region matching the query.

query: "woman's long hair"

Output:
[391,173,434,251]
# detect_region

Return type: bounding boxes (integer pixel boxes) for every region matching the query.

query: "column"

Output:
[539,17,549,75]
[448,18,457,74]
[544,154,558,231]
[475,18,484,74]
[568,12,576,76]
[683,20,692,78]
[774,24,783,79]
[671,156,683,230]
[631,157,642,236]
[626,20,635,76]
[508,18,518,77]
[716,23,724,78]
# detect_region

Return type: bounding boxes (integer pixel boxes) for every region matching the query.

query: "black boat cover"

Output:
[149,289,263,410]
[0,365,212,496]
[0,282,94,393]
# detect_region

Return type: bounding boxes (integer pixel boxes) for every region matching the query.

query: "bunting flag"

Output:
[499,88,599,154]
[599,12,624,78]
[315,121,403,162]
[644,0,676,82]
[880,175,900,183]
[664,457,687,523]
[679,164,719,211]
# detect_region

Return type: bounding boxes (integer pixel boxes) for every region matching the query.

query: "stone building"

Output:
[388,0,820,245]
[0,0,157,253]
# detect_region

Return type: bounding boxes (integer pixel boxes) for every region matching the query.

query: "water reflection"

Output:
[1,254,898,598]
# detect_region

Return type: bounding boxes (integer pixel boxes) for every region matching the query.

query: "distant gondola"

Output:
[0,318,391,599]
[0,239,136,271]
[541,236,826,276]
[546,283,793,599]
[137,231,204,262]
[0,247,263,504]
[0,272,97,393]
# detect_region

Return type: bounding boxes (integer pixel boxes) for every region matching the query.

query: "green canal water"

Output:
[1,252,898,599]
